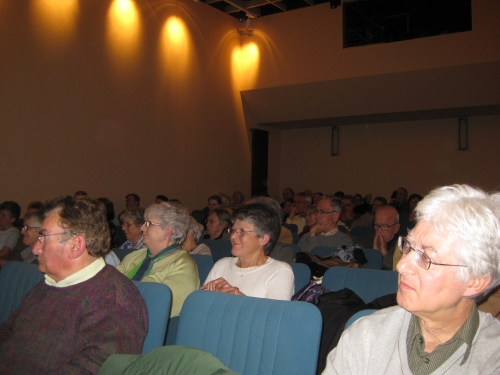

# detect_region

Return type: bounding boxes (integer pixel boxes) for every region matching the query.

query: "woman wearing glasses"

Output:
[201,203,294,300]
[118,208,145,249]
[117,202,199,317]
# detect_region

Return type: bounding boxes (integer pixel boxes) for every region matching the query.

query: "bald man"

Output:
[373,205,400,270]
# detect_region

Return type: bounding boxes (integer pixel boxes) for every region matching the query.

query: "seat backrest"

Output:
[290,244,301,260]
[176,290,322,375]
[350,225,374,239]
[0,261,44,324]
[363,249,383,269]
[132,281,172,354]
[190,254,214,284]
[292,232,300,244]
[322,267,398,303]
[198,239,233,263]
[113,247,138,261]
[289,262,311,293]
[283,223,298,233]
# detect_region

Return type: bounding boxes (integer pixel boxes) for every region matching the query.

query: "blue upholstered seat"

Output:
[198,239,233,263]
[112,247,138,261]
[176,290,322,375]
[190,253,214,284]
[363,248,383,269]
[289,262,311,293]
[0,261,44,325]
[132,281,172,354]
[322,267,398,303]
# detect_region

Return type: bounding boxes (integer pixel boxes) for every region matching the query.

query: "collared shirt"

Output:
[322,227,339,236]
[406,304,479,375]
[45,257,106,287]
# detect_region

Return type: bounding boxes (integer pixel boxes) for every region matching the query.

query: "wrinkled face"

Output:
[293,195,307,214]
[374,208,400,243]
[230,219,267,258]
[396,188,407,204]
[282,189,294,201]
[22,218,40,247]
[0,210,14,231]
[121,216,143,242]
[315,199,340,229]
[126,196,139,210]
[305,210,316,227]
[32,212,73,282]
[141,215,166,250]
[206,212,226,238]
[208,199,220,211]
[397,221,470,319]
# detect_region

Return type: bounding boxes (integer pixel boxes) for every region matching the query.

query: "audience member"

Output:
[285,192,310,233]
[0,201,21,262]
[202,203,294,300]
[181,216,212,256]
[408,193,423,222]
[282,198,294,222]
[73,190,88,198]
[97,197,118,248]
[391,187,411,217]
[155,194,169,204]
[340,195,360,229]
[323,185,500,375]
[218,192,232,212]
[117,202,199,317]
[353,193,372,215]
[313,192,323,205]
[119,208,145,249]
[230,190,245,210]
[0,196,148,374]
[281,187,295,207]
[350,196,387,232]
[373,205,400,270]
[300,204,317,238]
[298,196,352,252]
[26,201,44,214]
[125,193,140,210]
[202,208,231,240]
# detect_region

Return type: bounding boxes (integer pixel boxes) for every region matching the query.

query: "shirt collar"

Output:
[322,227,339,236]
[45,257,106,287]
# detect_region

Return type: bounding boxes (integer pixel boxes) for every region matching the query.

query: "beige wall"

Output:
[1,0,499,213]
[278,115,500,201]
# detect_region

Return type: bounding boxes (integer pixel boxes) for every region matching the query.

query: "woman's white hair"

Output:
[145,202,190,244]
[187,215,204,242]
[415,184,500,300]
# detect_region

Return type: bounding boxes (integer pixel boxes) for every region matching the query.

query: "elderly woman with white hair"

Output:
[181,216,212,256]
[323,184,500,375]
[117,202,199,317]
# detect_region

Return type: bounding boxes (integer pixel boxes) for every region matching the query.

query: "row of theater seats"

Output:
[0,262,398,374]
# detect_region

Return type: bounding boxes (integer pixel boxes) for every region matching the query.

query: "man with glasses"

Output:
[373,205,400,270]
[298,196,352,253]
[322,185,500,375]
[0,196,148,374]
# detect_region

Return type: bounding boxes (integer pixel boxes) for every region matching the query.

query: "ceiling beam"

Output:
[223,0,261,17]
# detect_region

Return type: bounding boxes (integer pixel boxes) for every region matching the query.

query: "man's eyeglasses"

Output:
[23,225,40,231]
[143,221,162,228]
[315,209,337,216]
[230,228,256,237]
[374,223,399,231]
[398,237,468,270]
[37,232,73,243]
[206,219,219,225]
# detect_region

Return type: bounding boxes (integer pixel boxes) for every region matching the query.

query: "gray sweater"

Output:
[322,305,500,375]
[298,230,352,253]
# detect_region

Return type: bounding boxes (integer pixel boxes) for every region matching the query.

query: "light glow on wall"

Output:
[159,16,192,80]
[106,0,141,71]
[231,42,260,92]
[31,0,79,46]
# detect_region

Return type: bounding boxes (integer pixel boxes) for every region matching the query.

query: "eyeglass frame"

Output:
[315,209,338,216]
[143,220,162,228]
[230,227,256,237]
[374,223,399,231]
[23,225,40,231]
[398,236,468,270]
[37,232,75,243]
